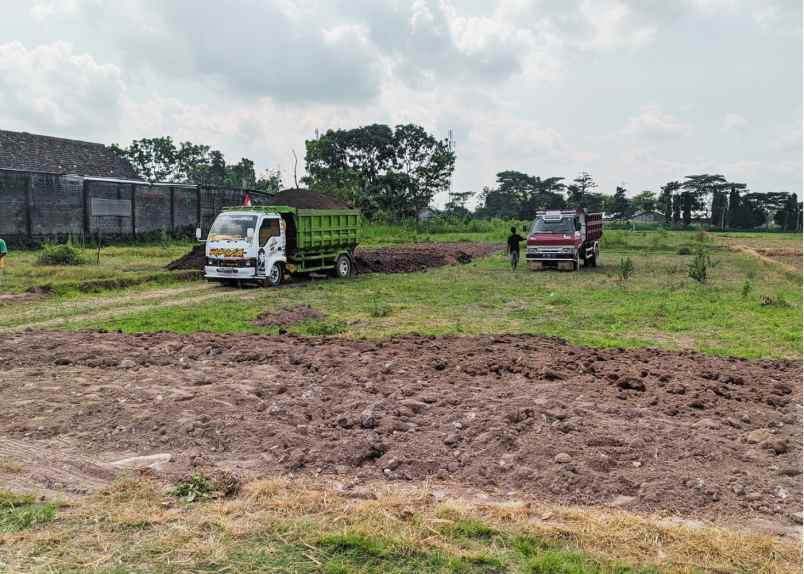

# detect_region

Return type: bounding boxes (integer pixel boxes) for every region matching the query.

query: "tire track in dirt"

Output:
[727,245,801,274]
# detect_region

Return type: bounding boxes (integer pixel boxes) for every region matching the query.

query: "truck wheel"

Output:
[268,263,283,287]
[589,243,599,267]
[333,254,352,278]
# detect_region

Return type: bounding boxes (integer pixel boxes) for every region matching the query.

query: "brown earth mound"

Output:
[253,304,324,327]
[167,244,206,271]
[266,188,348,209]
[167,241,500,273]
[354,242,500,274]
[2,332,801,527]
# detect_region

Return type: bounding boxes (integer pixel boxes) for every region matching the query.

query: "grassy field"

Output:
[17,229,795,359]
[2,476,800,574]
[0,241,193,295]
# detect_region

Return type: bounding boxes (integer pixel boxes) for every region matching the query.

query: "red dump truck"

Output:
[525,208,603,271]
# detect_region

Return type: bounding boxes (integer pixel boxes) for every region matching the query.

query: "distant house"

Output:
[0,129,139,179]
[630,210,665,224]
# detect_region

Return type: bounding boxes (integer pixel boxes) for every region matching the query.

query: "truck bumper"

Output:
[526,258,576,271]
[204,266,256,281]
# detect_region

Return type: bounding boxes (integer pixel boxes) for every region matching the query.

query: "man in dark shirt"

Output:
[507,226,525,271]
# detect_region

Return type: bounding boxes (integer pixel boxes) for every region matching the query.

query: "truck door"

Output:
[256,217,284,277]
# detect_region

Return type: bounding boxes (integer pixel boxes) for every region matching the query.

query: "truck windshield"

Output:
[531,216,574,234]
[208,214,258,241]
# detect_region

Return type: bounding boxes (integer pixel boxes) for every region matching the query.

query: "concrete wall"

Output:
[0,169,267,246]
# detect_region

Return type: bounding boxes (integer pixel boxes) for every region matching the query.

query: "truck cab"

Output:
[526,209,602,271]
[202,210,287,286]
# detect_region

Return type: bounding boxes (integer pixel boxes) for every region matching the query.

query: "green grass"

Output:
[0,490,57,532]
[360,219,527,246]
[0,241,194,294]
[77,233,801,359]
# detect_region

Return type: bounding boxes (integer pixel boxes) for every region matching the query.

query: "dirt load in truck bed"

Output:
[1,331,800,530]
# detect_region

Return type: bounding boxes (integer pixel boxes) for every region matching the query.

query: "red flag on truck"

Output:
[243,193,252,207]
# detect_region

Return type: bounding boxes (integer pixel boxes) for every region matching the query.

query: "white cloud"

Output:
[722,112,749,132]
[0,41,124,136]
[622,106,691,140]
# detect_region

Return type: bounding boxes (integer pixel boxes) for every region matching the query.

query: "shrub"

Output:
[617,257,634,282]
[677,246,692,255]
[37,241,85,265]
[741,279,752,299]
[688,245,711,283]
[369,299,392,318]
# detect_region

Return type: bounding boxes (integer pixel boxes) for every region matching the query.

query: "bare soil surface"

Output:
[253,304,325,327]
[1,332,801,531]
[353,242,501,274]
[167,241,501,273]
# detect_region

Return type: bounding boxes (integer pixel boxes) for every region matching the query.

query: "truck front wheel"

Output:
[268,263,283,287]
[333,254,352,279]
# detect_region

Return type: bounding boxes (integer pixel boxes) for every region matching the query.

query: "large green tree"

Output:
[659,181,681,225]
[680,174,726,225]
[303,123,454,219]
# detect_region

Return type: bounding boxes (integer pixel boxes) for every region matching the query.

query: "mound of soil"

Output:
[167,242,500,274]
[266,188,348,209]
[354,242,500,274]
[2,331,801,527]
[167,244,206,271]
[253,304,324,327]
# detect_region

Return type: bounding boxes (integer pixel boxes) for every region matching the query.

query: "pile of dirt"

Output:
[2,331,801,527]
[167,244,206,271]
[354,242,500,274]
[167,241,500,274]
[253,304,324,327]
[266,188,349,209]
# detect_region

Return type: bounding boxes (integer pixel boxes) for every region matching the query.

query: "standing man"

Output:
[0,238,6,279]
[507,225,525,271]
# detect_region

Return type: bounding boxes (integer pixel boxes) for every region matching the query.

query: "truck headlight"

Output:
[561,247,574,254]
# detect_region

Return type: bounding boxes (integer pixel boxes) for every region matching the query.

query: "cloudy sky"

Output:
[0,0,801,206]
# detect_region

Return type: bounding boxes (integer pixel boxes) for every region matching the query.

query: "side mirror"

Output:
[246,228,254,239]
[195,227,202,241]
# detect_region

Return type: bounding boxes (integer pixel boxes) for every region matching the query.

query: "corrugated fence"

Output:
[0,168,270,246]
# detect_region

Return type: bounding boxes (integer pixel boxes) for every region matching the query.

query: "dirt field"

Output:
[1,331,800,533]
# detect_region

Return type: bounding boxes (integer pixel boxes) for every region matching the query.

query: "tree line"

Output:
[474,170,801,231]
[111,131,800,231]
[111,137,282,192]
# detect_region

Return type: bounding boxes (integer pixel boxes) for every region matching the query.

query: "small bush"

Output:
[302,320,346,336]
[688,245,711,283]
[617,257,634,282]
[677,246,691,255]
[741,279,752,299]
[172,474,214,503]
[37,241,85,265]
[369,299,392,318]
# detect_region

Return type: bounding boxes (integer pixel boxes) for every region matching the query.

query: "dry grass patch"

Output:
[2,476,800,573]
